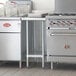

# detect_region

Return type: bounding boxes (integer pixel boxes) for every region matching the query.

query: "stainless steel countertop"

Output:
[21,17,45,21]
[0,17,21,20]
[0,17,45,21]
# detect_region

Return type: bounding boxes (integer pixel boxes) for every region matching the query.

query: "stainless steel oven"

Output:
[46,14,76,69]
[0,18,22,68]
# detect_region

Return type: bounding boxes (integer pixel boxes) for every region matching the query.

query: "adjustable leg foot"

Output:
[51,62,53,70]
[19,61,22,69]
[27,57,29,68]
[42,59,44,68]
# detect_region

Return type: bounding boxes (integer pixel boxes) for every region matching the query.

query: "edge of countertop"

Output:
[0,17,46,21]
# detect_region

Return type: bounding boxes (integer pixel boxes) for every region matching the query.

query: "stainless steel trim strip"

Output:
[0,32,20,33]
[50,33,76,36]
[49,55,76,57]
[49,28,69,30]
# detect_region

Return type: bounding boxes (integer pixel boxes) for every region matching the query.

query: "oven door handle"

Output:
[50,33,76,36]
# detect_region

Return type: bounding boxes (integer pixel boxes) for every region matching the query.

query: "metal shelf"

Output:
[27,55,43,58]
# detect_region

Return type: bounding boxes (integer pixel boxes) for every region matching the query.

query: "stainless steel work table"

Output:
[22,17,45,68]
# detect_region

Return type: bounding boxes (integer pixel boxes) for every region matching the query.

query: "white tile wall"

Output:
[31,0,55,12]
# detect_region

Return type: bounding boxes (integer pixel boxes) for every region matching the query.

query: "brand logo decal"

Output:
[3,23,11,27]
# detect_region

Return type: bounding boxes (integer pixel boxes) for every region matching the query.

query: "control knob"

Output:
[48,27,50,30]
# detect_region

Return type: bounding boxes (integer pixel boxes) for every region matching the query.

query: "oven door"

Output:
[46,30,76,57]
